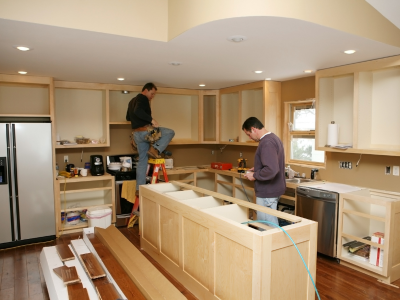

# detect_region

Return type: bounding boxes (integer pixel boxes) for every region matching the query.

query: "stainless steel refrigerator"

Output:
[0,117,55,248]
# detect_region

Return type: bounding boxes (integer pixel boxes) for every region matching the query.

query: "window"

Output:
[284,100,325,166]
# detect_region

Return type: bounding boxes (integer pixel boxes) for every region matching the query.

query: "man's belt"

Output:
[132,125,149,132]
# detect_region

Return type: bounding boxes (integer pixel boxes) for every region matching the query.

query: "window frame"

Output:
[283,99,325,168]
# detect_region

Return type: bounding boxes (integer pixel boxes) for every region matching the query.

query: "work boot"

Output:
[147,146,161,159]
[162,150,172,157]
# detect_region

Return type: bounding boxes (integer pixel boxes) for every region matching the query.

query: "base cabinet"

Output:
[337,189,400,284]
[139,182,318,300]
[55,174,115,236]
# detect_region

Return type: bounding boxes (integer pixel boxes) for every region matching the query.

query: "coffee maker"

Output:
[90,155,104,176]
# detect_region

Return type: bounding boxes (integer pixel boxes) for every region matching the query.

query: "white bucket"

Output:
[87,206,112,229]
[66,212,80,225]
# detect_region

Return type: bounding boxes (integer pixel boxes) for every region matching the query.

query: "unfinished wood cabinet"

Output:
[316,55,400,156]
[337,189,400,284]
[219,80,281,145]
[56,174,115,236]
[139,182,318,300]
[200,90,219,143]
[54,81,110,148]
[0,74,54,117]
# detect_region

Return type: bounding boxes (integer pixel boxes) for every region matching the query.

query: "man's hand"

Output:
[244,171,255,181]
[151,119,159,128]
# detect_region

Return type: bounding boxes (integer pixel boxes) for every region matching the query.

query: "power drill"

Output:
[237,158,249,173]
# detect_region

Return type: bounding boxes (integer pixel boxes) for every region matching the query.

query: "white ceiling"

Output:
[1,1,400,90]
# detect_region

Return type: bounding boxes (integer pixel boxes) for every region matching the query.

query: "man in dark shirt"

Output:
[242,117,286,225]
[126,82,175,196]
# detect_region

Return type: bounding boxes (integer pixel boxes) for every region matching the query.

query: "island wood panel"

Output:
[139,182,318,300]
[160,206,180,265]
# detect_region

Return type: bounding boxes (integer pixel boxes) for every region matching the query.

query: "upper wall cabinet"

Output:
[152,88,199,144]
[219,81,281,145]
[316,55,400,156]
[0,74,53,118]
[200,90,219,143]
[54,81,109,148]
[109,86,141,124]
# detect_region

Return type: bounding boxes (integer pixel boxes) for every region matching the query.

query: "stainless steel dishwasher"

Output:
[296,186,339,257]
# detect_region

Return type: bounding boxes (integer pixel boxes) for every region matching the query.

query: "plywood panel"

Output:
[270,241,309,299]
[152,93,199,141]
[55,88,106,142]
[0,84,49,115]
[220,93,239,142]
[160,206,180,265]
[215,233,253,300]
[142,198,159,249]
[183,218,209,289]
[371,67,400,148]
[333,76,354,145]
[203,95,217,141]
[393,212,400,266]
[109,90,135,122]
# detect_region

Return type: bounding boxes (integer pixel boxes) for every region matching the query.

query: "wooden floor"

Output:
[0,225,399,300]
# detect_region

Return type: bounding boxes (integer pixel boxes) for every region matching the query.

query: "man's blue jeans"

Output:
[256,197,279,226]
[133,127,175,191]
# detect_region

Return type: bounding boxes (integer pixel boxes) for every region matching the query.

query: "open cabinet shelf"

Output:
[337,189,400,284]
[55,174,115,236]
[316,55,400,156]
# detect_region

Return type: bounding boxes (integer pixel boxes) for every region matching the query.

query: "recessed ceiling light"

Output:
[227,35,247,43]
[304,70,313,73]
[15,46,31,51]
[18,71,27,74]
[254,71,263,74]
[265,78,272,81]
[117,78,125,81]
[169,61,182,66]
[344,50,356,54]
[121,91,130,94]
[199,84,206,87]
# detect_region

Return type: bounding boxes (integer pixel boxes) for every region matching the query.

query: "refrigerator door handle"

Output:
[11,124,21,240]
[6,124,15,241]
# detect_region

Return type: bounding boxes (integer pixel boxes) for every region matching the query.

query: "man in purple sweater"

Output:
[242,117,286,225]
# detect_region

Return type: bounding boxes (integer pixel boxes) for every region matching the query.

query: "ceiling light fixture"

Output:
[18,71,27,74]
[304,70,313,73]
[265,78,272,81]
[254,71,263,74]
[117,78,125,81]
[121,90,130,94]
[344,50,356,54]
[15,46,31,51]
[199,84,206,87]
[169,61,182,66]
[227,35,247,43]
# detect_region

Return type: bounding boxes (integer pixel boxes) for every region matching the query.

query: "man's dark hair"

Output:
[142,82,157,92]
[242,117,264,131]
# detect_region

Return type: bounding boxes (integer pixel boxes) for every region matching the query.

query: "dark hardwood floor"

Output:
[1,225,399,300]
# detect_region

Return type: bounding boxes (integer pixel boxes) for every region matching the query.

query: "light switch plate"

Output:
[393,166,399,176]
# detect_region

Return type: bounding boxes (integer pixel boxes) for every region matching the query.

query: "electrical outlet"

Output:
[64,155,68,163]
[339,161,352,169]
[240,152,243,158]
[385,166,391,175]
[211,150,214,155]
[393,166,399,176]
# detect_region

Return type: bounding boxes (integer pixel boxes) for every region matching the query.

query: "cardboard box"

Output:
[369,232,384,267]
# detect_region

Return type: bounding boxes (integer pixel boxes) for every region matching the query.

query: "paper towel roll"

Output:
[327,123,339,146]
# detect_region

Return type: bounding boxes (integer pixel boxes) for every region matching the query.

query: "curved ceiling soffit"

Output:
[167,0,400,48]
